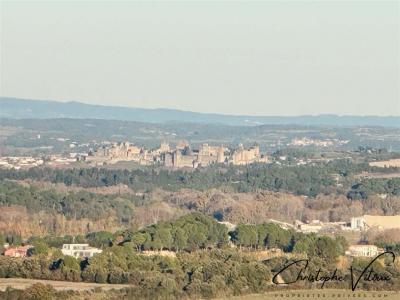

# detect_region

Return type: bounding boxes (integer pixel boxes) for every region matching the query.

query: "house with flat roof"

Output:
[61,244,102,259]
[345,245,383,257]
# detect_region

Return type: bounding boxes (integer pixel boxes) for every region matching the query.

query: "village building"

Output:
[345,245,383,257]
[61,244,102,259]
[294,220,348,233]
[294,220,323,233]
[4,245,33,258]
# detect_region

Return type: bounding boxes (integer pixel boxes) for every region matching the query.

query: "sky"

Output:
[0,1,399,116]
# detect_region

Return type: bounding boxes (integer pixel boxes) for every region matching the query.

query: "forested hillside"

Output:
[1,213,399,299]
[0,162,399,238]
[1,161,399,197]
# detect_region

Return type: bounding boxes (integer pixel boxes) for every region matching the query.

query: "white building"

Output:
[61,244,102,259]
[295,220,323,233]
[351,215,400,231]
[345,245,383,257]
[351,217,366,230]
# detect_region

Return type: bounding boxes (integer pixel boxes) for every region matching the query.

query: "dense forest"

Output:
[0,161,398,197]
[0,159,399,237]
[0,180,140,224]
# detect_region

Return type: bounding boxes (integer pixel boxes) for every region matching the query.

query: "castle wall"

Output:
[91,141,266,169]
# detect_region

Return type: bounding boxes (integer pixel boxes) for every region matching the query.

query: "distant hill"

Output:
[1,97,399,127]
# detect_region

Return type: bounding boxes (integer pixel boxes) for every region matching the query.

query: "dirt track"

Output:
[0,278,131,291]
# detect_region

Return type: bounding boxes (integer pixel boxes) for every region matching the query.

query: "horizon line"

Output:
[1,96,399,118]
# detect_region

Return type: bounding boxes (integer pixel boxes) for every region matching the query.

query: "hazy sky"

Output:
[1,1,399,116]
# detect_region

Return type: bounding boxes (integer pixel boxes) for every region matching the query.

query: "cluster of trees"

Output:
[231,223,348,262]
[362,228,400,255]
[232,223,294,250]
[347,178,400,200]
[122,213,228,252]
[0,283,65,300]
[0,180,139,224]
[1,159,397,197]
[0,233,22,247]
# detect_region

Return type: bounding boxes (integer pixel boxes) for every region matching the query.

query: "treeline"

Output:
[1,177,399,239]
[122,213,228,252]
[0,180,140,224]
[0,159,397,197]
[1,213,346,256]
[0,248,272,299]
[121,214,347,256]
[231,223,348,261]
[1,213,400,299]
[347,177,400,199]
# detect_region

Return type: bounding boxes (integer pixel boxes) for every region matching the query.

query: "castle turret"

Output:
[173,150,181,167]
[160,141,170,153]
[254,145,260,157]
[217,145,225,163]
